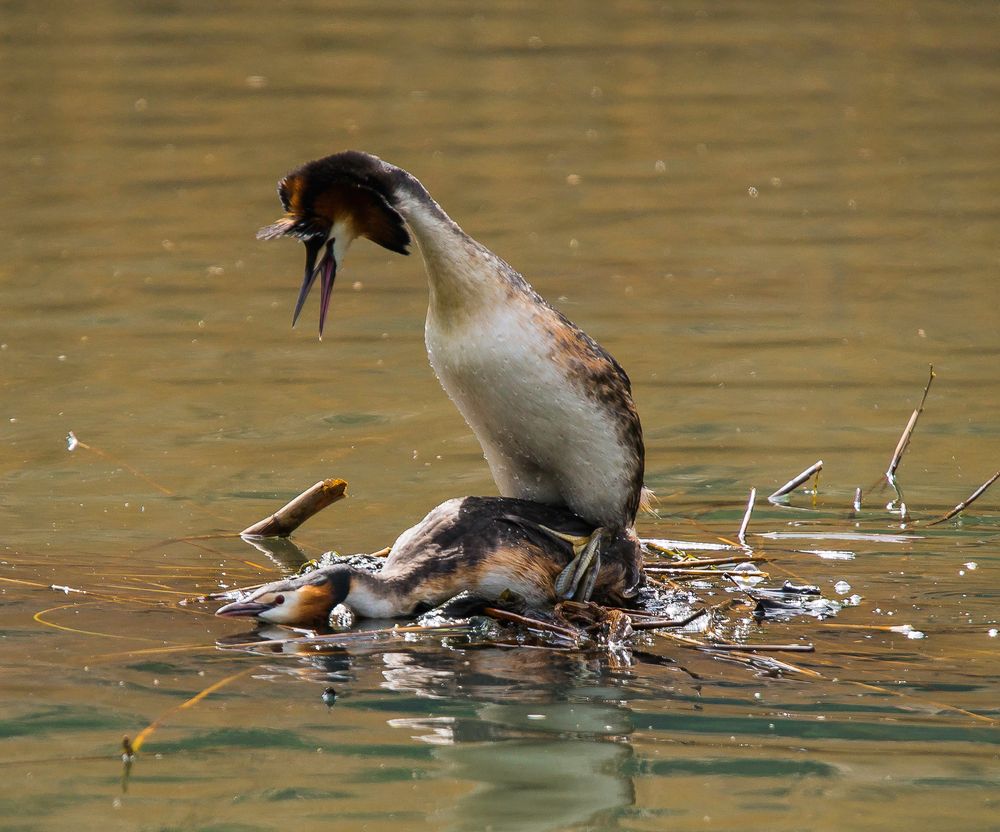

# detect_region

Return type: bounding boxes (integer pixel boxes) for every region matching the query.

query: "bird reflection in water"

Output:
[216,631,641,832]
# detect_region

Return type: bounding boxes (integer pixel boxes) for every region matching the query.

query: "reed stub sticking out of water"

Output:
[737,487,757,545]
[881,364,935,517]
[240,478,348,537]
[768,461,823,504]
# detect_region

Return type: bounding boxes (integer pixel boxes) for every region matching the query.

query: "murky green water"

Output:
[2,1,998,829]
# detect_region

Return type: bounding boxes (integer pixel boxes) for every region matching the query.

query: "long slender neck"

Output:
[344,570,412,618]
[391,172,525,320]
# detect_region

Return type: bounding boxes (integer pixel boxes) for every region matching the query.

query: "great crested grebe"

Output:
[257,151,647,599]
[216,496,632,626]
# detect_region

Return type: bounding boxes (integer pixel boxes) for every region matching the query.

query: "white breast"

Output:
[425,303,631,525]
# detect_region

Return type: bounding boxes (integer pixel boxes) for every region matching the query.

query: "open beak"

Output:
[292,237,337,338]
[215,598,275,619]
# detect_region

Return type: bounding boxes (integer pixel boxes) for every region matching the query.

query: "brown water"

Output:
[2,1,998,829]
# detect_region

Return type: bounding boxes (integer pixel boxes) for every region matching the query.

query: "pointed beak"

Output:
[215,598,274,619]
[292,237,337,339]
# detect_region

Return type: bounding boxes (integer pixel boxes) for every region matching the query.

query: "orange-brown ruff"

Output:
[258,151,646,594]
[216,497,634,626]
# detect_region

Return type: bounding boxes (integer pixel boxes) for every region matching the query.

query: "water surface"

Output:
[2,2,998,830]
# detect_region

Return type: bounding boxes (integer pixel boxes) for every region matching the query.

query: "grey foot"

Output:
[554,527,606,601]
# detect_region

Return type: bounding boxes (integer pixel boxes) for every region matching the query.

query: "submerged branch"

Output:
[925,471,1000,527]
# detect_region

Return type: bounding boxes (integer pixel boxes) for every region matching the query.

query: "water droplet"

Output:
[834,580,851,594]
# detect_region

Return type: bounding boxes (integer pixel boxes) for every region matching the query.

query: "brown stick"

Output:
[925,471,1000,526]
[240,479,348,537]
[482,607,581,641]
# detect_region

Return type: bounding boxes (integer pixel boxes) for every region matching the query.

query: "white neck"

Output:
[393,181,522,322]
[345,571,407,618]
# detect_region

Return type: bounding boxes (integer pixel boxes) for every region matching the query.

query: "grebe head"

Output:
[215,565,351,627]
[257,151,411,337]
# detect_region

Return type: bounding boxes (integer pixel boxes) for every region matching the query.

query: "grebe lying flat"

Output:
[258,151,647,598]
[215,496,634,626]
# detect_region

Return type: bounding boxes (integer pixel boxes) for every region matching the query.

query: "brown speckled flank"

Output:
[217,497,637,623]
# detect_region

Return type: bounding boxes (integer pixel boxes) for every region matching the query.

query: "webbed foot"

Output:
[554,526,607,601]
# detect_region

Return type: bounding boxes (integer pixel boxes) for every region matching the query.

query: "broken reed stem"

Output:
[642,554,760,568]
[66,431,173,495]
[702,642,814,653]
[882,364,935,511]
[628,607,710,630]
[887,364,935,480]
[644,567,767,578]
[656,630,813,654]
[482,607,580,641]
[768,460,824,503]
[737,488,756,546]
[925,471,1000,527]
[240,478,348,537]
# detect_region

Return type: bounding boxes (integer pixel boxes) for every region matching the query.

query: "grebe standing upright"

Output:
[258,151,647,599]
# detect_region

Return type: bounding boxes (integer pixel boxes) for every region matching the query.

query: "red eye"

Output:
[274,594,285,605]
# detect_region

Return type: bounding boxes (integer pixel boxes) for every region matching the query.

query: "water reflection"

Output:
[222,628,644,831]
[428,728,633,832]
